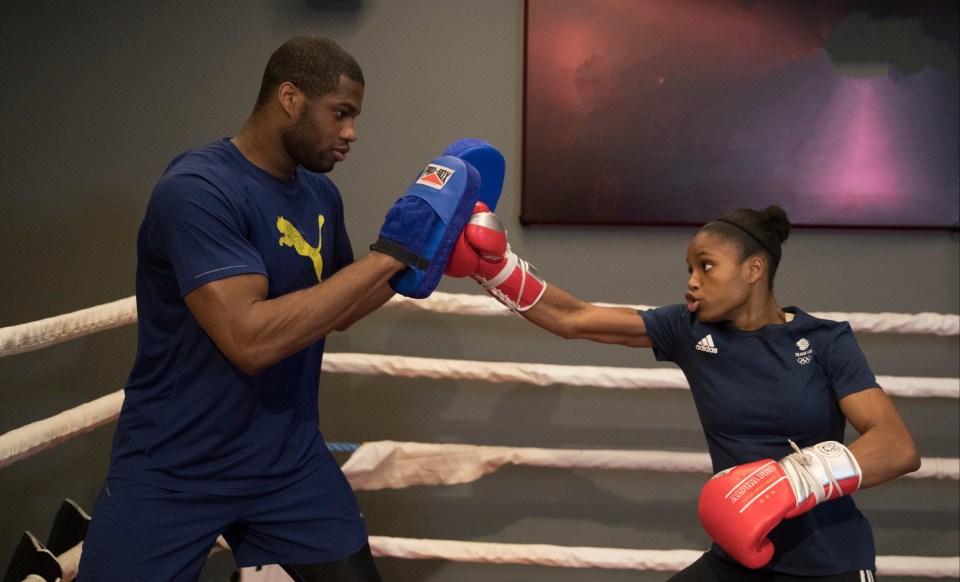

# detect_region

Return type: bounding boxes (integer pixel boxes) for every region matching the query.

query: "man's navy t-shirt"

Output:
[109,138,353,495]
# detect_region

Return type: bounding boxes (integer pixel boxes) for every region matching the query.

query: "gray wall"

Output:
[1,1,957,581]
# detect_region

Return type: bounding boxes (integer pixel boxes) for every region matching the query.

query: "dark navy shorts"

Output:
[77,458,369,582]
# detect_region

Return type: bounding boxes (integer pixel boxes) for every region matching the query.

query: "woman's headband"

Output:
[717,218,780,264]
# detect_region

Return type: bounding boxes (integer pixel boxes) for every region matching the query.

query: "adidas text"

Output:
[695,335,718,354]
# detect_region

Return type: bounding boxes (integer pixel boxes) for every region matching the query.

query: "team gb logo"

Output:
[795,338,813,365]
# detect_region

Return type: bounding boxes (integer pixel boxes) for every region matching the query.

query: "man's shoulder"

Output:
[148,140,245,213]
[163,138,238,178]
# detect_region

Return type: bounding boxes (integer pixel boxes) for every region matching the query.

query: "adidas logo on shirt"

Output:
[695,334,718,354]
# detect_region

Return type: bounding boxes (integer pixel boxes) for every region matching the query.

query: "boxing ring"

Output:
[1,292,958,581]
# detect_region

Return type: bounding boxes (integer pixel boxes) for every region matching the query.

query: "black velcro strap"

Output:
[370,238,430,271]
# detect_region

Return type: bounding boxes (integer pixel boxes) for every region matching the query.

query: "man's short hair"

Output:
[255,36,364,108]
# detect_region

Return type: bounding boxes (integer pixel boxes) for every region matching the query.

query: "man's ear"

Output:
[276,82,303,118]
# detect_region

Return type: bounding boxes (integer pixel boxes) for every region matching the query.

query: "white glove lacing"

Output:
[781,439,862,507]
[475,244,545,312]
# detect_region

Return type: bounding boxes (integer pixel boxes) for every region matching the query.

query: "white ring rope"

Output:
[3,393,958,480]
[322,353,959,399]
[368,537,706,571]
[31,535,960,580]
[337,440,960,488]
[41,537,960,580]
[2,292,958,358]
[0,391,124,471]
[0,296,137,357]
[393,294,960,337]
[2,294,957,400]
[3,293,958,579]
[361,538,959,578]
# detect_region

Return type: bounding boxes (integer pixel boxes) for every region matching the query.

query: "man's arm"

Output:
[185,251,403,375]
[333,273,397,332]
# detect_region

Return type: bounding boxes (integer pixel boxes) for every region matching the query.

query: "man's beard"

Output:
[281,111,333,174]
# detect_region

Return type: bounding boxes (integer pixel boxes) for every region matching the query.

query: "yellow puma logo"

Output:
[277,215,324,281]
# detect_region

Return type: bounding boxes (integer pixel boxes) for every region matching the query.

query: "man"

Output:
[78,35,447,581]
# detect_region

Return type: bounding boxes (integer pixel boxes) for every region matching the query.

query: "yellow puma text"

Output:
[277,215,324,281]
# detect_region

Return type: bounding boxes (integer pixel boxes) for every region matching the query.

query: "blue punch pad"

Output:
[442,138,505,211]
[382,155,481,298]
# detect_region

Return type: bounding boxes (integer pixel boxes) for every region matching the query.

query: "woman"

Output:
[445,204,920,581]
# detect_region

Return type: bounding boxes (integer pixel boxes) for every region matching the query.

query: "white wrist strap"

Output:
[476,245,546,312]
[782,440,862,506]
[480,246,519,289]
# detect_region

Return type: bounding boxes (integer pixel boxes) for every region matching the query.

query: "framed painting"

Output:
[521,0,959,229]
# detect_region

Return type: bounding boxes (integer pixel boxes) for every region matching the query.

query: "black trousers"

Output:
[668,550,876,582]
[280,543,382,582]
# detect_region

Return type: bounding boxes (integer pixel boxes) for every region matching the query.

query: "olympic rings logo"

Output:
[797,356,812,365]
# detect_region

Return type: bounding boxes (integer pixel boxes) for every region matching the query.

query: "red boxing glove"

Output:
[445,203,547,311]
[697,441,862,569]
[444,203,493,278]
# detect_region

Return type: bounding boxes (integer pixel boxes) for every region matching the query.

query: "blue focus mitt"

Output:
[441,138,505,212]
[371,155,481,298]
[440,138,507,279]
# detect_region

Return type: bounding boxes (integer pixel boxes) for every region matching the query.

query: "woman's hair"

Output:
[701,206,791,288]
[254,36,364,109]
